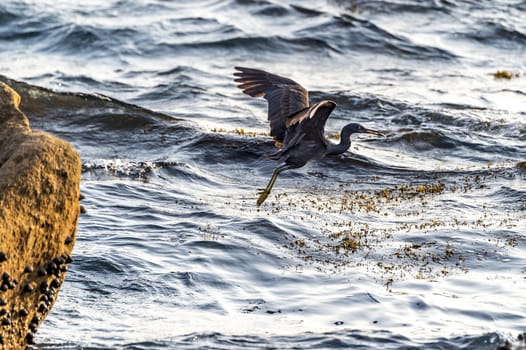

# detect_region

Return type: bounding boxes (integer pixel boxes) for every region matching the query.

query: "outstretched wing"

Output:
[234,67,310,142]
[286,100,336,144]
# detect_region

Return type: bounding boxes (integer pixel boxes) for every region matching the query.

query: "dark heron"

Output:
[234,67,384,206]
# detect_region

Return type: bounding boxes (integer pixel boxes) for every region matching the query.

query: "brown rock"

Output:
[0,82,81,349]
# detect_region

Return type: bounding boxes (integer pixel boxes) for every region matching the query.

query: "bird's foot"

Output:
[256,189,270,206]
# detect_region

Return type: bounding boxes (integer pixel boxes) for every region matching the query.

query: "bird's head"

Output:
[342,123,385,138]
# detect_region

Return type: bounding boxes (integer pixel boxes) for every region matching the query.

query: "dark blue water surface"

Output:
[1,0,525,349]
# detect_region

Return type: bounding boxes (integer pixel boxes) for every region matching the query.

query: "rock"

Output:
[0,82,81,349]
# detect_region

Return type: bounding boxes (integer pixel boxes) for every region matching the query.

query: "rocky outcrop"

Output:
[0,82,81,348]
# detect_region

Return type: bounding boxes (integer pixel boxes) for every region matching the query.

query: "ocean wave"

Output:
[326,91,525,145]
[390,130,458,150]
[332,0,455,15]
[0,74,179,123]
[0,14,58,42]
[165,330,507,350]
[231,0,325,17]
[82,160,180,178]
[136,80,206,103]
[157,35,336,56]
[0,5,18,25]
[294,14,456,60]
[465,19,526,49]
[137,4,459,60]
[39,23,143,57]
[385,128,522,159]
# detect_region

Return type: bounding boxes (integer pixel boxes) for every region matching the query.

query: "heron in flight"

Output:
[234,67,384,206]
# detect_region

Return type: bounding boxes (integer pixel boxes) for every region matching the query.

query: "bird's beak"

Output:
[364,128,386,138]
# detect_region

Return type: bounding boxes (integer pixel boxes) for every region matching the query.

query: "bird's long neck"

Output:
[326,127,352,156]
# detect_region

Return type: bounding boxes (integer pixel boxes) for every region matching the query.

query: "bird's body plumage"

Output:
[234,66,384,205]
[267,100,336,168]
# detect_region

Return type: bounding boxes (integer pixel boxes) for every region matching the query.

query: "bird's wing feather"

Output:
[234,66,310,142]
[287,100,336,143]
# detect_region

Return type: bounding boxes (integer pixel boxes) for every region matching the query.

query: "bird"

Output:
[233,66,385,206]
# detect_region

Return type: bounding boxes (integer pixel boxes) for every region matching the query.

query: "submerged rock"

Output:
[0,82,81,348]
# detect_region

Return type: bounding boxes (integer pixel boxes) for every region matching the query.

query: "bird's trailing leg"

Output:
[257,165,290,206]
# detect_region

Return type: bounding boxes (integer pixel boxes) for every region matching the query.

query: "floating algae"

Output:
[492,70,520,79]
[263,165,525,284]
[211,127,269,138]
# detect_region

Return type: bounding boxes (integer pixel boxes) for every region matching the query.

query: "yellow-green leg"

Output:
[257,165,289,206]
